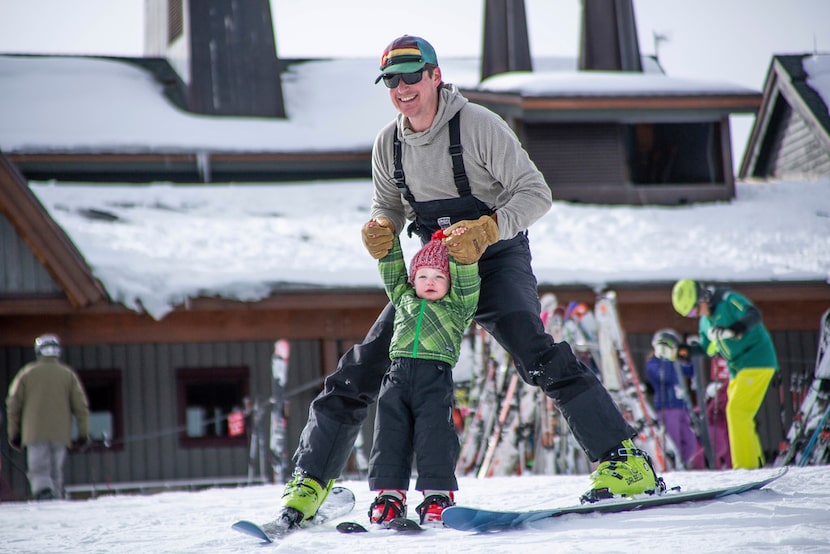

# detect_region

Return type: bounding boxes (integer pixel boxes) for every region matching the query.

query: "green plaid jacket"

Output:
[379,235,480,366]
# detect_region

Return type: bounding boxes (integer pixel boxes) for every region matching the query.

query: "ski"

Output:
[336,517,425,534]
[477,372,519,478]
[775,378,830,466]
[796,401,830,466]
[537,299,592,475]
[775,308,830,467]
[456,327,495,475]
[269,339,290,484]
[595,291,672,471]
[232,486,355,543]
[442,468,788,532]
[456,330,513,477]
[689,346,716,468]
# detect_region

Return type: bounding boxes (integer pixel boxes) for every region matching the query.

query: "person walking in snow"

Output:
[645,329,702,469]
[365,226,478,525]
[6,334,90,500]
[672,280,778,469]
[278,35,664,526]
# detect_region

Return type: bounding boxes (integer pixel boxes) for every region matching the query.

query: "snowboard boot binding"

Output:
[581,439,666,504]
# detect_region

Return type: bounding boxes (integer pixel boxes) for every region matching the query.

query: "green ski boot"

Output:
[279,470,335,525]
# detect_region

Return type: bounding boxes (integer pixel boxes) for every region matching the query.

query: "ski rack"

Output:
[454,291,675,478]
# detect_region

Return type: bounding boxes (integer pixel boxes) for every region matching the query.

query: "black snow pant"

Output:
[293,234,636,481]
[368,358,459,491]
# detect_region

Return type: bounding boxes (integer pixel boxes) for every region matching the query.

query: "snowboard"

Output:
[442,468,787,533]
[232,486,355,543]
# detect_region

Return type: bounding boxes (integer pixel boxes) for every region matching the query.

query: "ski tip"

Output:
[336,521,368,533]
[387,518,425,532]
[231,520,273,543]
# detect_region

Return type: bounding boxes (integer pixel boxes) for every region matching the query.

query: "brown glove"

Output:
[70,436,92,453]
[442,215,499,264]
[361,216,395,259]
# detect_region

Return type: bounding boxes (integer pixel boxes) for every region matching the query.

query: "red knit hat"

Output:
[409,230,449,283]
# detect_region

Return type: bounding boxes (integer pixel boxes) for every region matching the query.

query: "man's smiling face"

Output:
[388,66,442,132]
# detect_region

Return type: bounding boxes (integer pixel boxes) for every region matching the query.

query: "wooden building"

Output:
[3,151,828,499]
[739,54,830,179]
[464,0,763,205]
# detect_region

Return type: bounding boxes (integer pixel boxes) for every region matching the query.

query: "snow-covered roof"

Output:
[0,54,756,154]
[30,178,830,320]
[475,70,759,97]
[804,54,830,112]
[3,53,830,321]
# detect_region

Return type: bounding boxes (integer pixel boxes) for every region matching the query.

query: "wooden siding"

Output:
[1,213,63,295]
[8,151,372,184]
[769,103,830,178]
[525,122,627,192]
[3,321,824,498]
[0,155,106,307]
[1,339,327,499]
[740,55,830,180]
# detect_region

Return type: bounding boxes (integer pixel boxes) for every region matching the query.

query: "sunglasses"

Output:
[382,70,425,89]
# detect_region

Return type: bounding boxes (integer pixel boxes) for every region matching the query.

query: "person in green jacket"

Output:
[6,334,90,500]
[672,280,778,469]
[366,222,479,526]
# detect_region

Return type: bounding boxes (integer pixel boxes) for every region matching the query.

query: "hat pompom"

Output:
[410,233,450,283]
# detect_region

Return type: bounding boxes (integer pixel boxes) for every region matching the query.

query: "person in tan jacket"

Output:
[6,334,89,500]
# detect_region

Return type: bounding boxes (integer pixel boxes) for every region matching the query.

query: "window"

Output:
[176,367,249,447]
[625,122,724,185]
[73,369,123,451]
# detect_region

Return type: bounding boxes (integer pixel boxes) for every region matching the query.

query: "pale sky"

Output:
[1,0,828,164]
[2,0,827,105]
[1,1,826,84]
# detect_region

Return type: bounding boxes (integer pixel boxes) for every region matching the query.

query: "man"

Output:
[672,279,778,468]
[6,334,90,500]
[279,35,664,525]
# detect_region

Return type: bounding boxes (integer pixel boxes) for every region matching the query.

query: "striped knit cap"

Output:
[409,230,450,283]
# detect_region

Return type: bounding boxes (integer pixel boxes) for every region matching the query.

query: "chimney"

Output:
[187,0,285,117]
[579,0,643,71]
[481,0,533,81]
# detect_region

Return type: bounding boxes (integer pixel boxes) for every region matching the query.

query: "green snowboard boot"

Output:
[581,439,666,503]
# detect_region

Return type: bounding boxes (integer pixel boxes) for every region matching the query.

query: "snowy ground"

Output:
[0,466,827,553]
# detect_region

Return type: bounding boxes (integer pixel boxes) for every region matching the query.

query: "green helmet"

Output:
[672,279,699,317]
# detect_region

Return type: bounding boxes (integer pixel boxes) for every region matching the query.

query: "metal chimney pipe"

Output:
[579,0,643,72]
[481,0,533,81]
